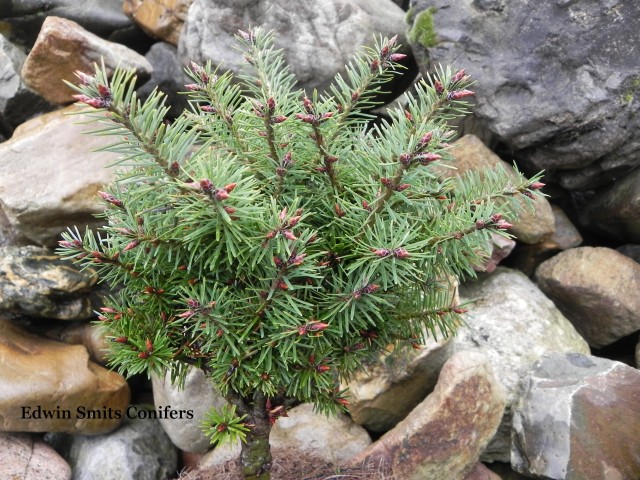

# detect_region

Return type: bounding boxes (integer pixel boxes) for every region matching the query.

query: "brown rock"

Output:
[348,351,505,480]
[45,321,110,364]
[448,134,555,244]
[535,246,640,348]
[0,105,120,246]
[123,0,194,45]
[344,335,452,432]
[512,353,640,480]
[464,462,502,480]
[21,16,152,104]
[0,432,71,480]
[510,204,583,276]
[0,318,130,434]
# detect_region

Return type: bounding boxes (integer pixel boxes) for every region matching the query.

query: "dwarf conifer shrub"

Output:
[58,28,543,479]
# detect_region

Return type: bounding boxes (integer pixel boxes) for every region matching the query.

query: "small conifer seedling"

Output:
[58,28,543,479]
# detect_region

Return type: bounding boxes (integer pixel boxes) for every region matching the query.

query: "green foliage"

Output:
[407,7,439,48]
[58,28,543,449]
[201,404,250,446]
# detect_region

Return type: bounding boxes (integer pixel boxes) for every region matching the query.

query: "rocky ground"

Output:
[1,1,639,479]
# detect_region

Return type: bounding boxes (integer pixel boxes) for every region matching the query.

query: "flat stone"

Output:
[21,16,152,104]
[512,352,640,480]
[347,351,506,480]
[456,267,590,462]
[0,105,120,246]
[0,432,71,480]
[535,246,640,348]
[0,245,98,320]
[0,318,130,435]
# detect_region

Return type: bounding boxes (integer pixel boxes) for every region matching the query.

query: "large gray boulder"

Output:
[179,0,413,97]
[456,268,590,462]
[407,0,640,191]
[512,353,640,480]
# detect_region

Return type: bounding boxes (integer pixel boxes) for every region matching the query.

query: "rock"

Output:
[0,245,98,320]
[178,0,413,98]
[463,463,502,480]
[201,402,371,467]
[21,16,152,104]
[0,34,54,138]
[407,1,640,192]
[579,167,640,243]
[68,412,178,480]
[535,246,640,348]
[0,0,134,49]
[347,351,505,480]
[138,42,191,117]
[512,352,640,480]
[0,105,120,246]
[617,244,640,264]
[510,204,583,276]
[636,340,640,369]
[0,432,72,480]
[446,134,555,244]
[477,232,516,273]
[343,335,452,432]
[44,321,110,365]
[456,267,590,462]
[123,0,194,46]
[0,318,130,435]
[151,366,227,453]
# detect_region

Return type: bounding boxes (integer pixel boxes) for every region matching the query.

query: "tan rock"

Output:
[0,318,130,435]
[348,351,506,480]
[0,432,71,480]
[535,246,640,348]
[447,134,555,244]
[21,16,152,104]
[510,204,583,276]
[45,322,110,365]
[343,335,452,432]
[0,105,119,246]
[123,0,194,45]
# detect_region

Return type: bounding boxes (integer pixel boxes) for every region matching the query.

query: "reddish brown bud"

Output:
[404,110,413,121]
[388,53,407,62]
[267,97,276,112]
[351,90,361,102]
[434,80,444,94]
[184,83,202,91]
[303,97,314,113]
[199,179,213,192]
[448,89,475,100]
[370,58,380,72]
[307,322,329,332]
[223,183,237,193]
[272,115,288,124]
[418,132,433,147]
[145,338,153,352]
[334,204,345,218]
[380,177,394,188]
[98,191,123,208]
[475,220,486,229]
[399,153,413,166]
[200,105,216,113]
[393,248,410,258]
[223,206,237,214]
[451,69,466,84]
[453,306,468,314]
[396,183,411,192]
[490,213,503,223]
[282,230,297,241]
[288,215,301,227]
[123,240,140,252]
[276,280,288,290]
[73,94,106,108]
[316,365,331,373]
[335,398,350,406]
[321,112,334,120]
[362,200,371,211]
[214,189,230,201]
[113,337,128,344]
[416,153,442,165]
[74,71,94,85]
[96,83,111,98]
[529,181,545,190]
[371,248,391,257]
